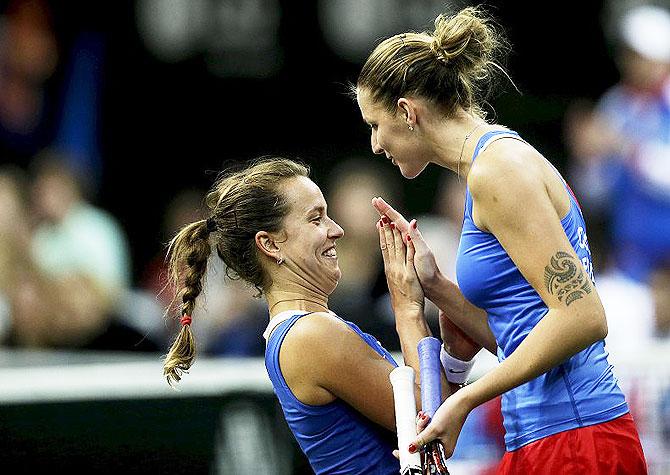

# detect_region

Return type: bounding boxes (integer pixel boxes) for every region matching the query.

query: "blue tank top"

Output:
[265,312,400,474]
[456,131,629,451]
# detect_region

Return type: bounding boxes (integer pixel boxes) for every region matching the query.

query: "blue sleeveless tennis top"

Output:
[456,130,629,451]
[264,312,399,474]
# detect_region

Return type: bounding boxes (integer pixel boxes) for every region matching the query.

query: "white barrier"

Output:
[1,344,668,474]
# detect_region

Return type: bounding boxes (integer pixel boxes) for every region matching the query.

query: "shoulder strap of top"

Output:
[471,130,522,163]
[263,310,310,342]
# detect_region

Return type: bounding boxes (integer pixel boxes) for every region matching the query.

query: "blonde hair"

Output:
[162,157,310,385]
[356,6,510,118]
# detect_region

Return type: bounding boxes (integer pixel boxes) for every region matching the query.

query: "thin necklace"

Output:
[457,122,484,186]
[269,298,328,315]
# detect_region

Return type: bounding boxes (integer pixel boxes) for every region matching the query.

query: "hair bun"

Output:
[430,7,498,71]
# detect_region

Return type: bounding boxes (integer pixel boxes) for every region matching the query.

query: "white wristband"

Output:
[440,346,475,384]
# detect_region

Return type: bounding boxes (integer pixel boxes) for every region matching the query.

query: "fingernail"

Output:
[421,413,427,420]
[411,220,417,230]
[407,235,412,242]
[379,219,384,227]
[408,443,417,454]
[382,216,390,224]
[389,222,395,230]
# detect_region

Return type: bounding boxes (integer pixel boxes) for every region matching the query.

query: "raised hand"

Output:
[377,216,423,313]
[372,197,443,294]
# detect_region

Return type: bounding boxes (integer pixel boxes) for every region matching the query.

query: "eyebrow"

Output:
[305,205,325,215]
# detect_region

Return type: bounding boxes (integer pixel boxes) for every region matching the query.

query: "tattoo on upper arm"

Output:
[543,251,592,306]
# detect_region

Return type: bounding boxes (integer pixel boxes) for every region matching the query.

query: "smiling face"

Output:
[356,88,430,179]
[275,176,345,295]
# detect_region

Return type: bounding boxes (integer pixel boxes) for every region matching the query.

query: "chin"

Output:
[399,162,428,179]
[324,269,342,295]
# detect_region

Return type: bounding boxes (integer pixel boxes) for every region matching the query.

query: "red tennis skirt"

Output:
[496,413,647,475]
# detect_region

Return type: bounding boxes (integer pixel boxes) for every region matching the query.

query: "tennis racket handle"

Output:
[418,336,442,418]
[390,366,422,472]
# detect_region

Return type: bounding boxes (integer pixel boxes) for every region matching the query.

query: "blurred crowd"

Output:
[0,0,666,359]
[0,1,668,471]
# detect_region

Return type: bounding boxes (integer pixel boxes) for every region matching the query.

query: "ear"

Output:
[255,231,281,260]
[397,97,417,128]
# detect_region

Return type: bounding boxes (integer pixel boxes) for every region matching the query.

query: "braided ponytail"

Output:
[163,218,211,386]
[160,157,309,386]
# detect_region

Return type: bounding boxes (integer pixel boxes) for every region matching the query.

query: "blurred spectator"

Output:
[30,151,129,298]
[23,152,158,351]
[0,166,48,346]
[325,157,401,350]
[565,4,670,282]
[0,0,58,164]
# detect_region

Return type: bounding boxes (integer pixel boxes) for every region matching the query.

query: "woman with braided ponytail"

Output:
[355,6,647,474]
[161,157,475,473]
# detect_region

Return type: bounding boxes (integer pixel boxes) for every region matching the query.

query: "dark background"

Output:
[0,0,619,283]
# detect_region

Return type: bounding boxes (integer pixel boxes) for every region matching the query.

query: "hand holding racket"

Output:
[408,350,475,468]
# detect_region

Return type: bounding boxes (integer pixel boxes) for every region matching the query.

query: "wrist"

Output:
[440,346,475,384]
[423,271,447,301]
[392,301,424,318]
[453,382,479,412]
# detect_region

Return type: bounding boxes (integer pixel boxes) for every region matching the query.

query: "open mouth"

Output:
[322,246,337,258]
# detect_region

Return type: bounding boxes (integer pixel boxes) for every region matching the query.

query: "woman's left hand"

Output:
[377,217,424,313]
[409,389,473,459]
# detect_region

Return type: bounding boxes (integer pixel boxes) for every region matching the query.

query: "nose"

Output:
[371,129,384,155]
[328,217,345,239]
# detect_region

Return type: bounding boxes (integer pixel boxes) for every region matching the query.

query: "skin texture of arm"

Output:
[409,140,608,456]
[279,311,398,431]
[372,197,497,354]
[376,217,444,402]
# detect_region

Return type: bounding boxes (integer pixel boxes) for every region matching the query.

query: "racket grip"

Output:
[390,366,422,472]
[417,336,442,418]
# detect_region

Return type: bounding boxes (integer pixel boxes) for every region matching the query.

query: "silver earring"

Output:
[408,124,414,131]
[276,257,284,265]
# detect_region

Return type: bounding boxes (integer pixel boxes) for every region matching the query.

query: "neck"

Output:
[425,111,494,180]
[266,285,330,318]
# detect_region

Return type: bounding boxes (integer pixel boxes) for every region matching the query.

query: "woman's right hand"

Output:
[372,197,443,293]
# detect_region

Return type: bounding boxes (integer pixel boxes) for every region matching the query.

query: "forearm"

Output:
[395,308,431,376]
[425,273,497,354]
[459,307,606,409]
[394,308,452,404]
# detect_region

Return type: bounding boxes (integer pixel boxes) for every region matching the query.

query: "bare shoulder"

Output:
[467,138,544,199]
[281,312,351,355]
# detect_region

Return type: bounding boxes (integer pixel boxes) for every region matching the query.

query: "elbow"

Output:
[587,308,608,342]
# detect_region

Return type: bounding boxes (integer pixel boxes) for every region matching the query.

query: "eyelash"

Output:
[311,216,322,223]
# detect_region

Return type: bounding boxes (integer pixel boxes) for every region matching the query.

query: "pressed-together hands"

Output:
[373,196,479,461]
[376,214,424,313]
[372,197,443,295]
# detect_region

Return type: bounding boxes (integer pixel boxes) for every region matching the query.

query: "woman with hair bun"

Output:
[355,6,647,474]
[161,157,475,474]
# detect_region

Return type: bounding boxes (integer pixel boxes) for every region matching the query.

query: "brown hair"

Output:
[356,6,510,118]
[162,157,310,385]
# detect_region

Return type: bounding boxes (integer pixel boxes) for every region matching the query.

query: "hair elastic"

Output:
[206,217,217,233]
[180,315,192,326]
